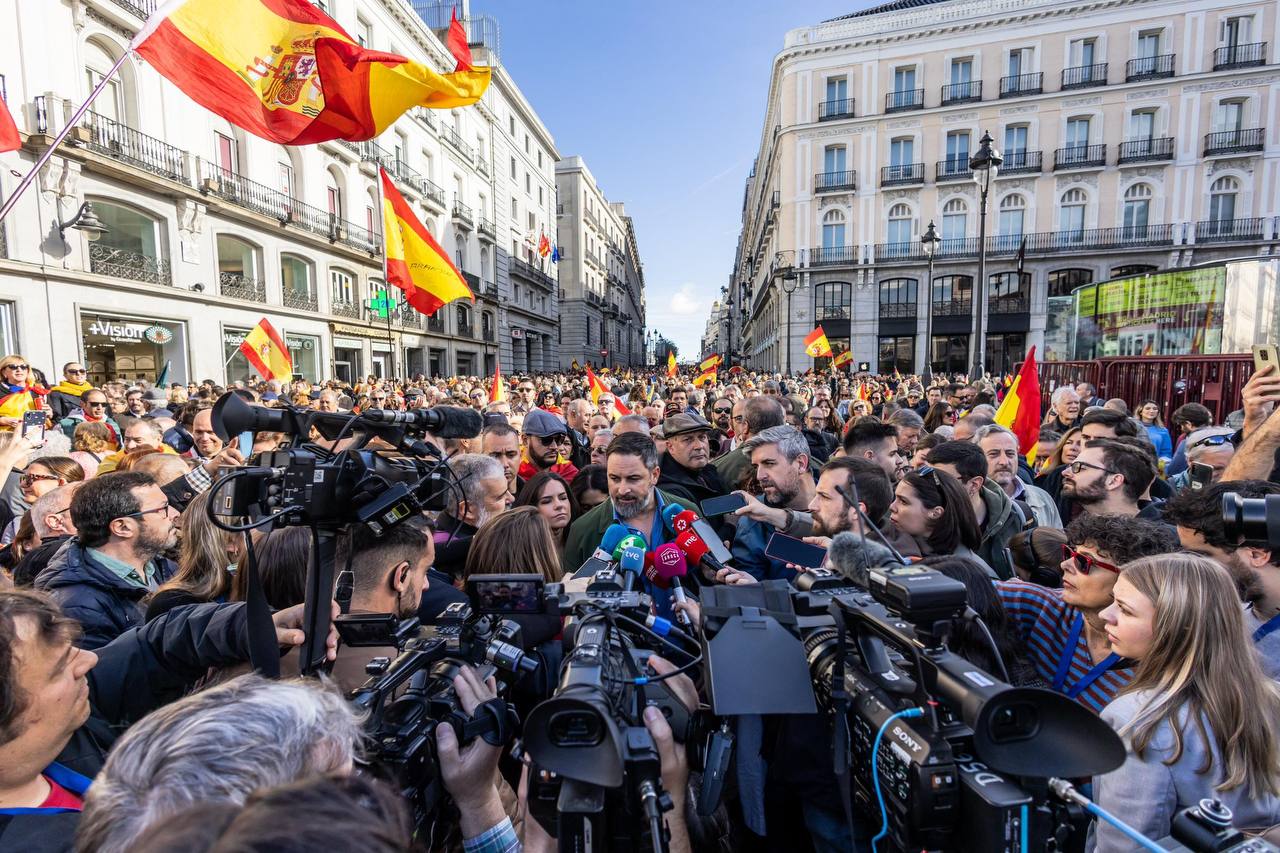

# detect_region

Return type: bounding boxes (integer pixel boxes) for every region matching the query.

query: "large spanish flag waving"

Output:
[994,346,1043,464]
[239,317,292,380]
[804,326,833,358]
[132,0,490,145]
[586,366,632,416]
[380,168,473,315]
[666,351,678,378]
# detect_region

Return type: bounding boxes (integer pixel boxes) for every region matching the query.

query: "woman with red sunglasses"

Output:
[996,514,1178,713]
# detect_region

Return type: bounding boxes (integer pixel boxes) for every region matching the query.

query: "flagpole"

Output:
[375,171,397,382]
[0,49,130,223]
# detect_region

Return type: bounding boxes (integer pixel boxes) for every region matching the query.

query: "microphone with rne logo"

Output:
[672,509,735,567]
[676,528,729,576]
[650,543,693,628]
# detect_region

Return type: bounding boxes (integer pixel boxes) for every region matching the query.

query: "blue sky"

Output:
[488,0,869,359]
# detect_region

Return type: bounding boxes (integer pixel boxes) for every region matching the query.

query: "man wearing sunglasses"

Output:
[518,409,579,483]
[47,363,94,422]
[996,514,1178,712]
[58,390,121,449]
[1167,427,1236,493]
[34,472,178,649]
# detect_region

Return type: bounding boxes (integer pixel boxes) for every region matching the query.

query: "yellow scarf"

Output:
[51,379,93,397]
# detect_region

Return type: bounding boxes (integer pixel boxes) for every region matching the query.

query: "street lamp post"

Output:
[969,131,1002,379]
[920,220,940,383]
[781,269,798,376]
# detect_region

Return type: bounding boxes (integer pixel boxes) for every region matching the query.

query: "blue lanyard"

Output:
[1254,612,1280,644]
[1052,613,1120,699]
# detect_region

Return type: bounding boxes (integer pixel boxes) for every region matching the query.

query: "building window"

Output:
[932,275,973,313]
[815,282,851,320]
[1058,188,1087,236]
[879,278,918,318]
[1215,99,1246,132]
[330,268,355,306]
[997,194,1026,244]
[821,209,846,251]
[989,271,1030,313]
[86,199,168,284]
[1128,109,1156,142]
[1004,124,1029,160]
[878,336,914,375]
[1068,37,1098,68]
[215,234,261,293]
[826,75,848,104]
[215,132,237,173]
[84,39,126,122]
[356,16,372,47]
[823,144,847,175]
[280,254,314,306]
[1065,117,1091,151]
[1112,264,1158,277]
[889,136,914,166]
[1137,29,1162,58]
[941,198,967,247]
[1209,176,1238,222]
[1122,183,1152,233]
[326,179,342,220]
[1047,268,1092,298]
[509,115,516,135]
[945,131,970,169]
[1222,15,1254,46]
[950,57,973,85]
[1007,46,1034,76]
[886,203,912,247]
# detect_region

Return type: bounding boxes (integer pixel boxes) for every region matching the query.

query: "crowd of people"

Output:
[3,352,1280,853]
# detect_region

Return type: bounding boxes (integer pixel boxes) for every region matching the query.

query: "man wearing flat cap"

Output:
[657,412,727,506]
[518,408,580,483]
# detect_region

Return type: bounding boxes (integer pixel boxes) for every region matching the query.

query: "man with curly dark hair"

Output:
[995,514,1179,712]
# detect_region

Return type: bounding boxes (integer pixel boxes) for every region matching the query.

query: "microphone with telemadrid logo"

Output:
[649,543,693,627]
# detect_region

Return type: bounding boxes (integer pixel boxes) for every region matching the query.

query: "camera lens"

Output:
[548,710,605,747]
[1222,493,1280,545]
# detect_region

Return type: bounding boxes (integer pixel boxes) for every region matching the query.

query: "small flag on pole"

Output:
[239,318,292,380]
[803,326,833,358]
[666,351,678,378]
[538,233,551,258]
[994,345,1043,464]
[489,359,505,403]
[446,7,473,72]
[833,350,852,369]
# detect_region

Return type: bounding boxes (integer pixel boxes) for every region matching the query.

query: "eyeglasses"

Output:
[20,472,60,486]
[1189,434,1233,450]
[540,434,571,446]
[66,369,86,376]
[85,400,108,408]
[1068,460,1116,476]
[712,407,733,414]
[1061,544,1120,575]
[118,504,173,520]
[4,363,28,371]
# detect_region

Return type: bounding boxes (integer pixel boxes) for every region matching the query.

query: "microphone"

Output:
[661,503,685,534]
[673,509,734,567]
[574,523,632,579]
[676,528,729,576]
[619,546,645,592]
[362,406,482,438]
[827,531,905,586]
[669,508,696,535]
[613,534,647,560]
[651,543,692,628]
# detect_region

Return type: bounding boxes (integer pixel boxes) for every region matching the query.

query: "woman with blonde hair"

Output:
[464,506,561,585]
[1093,554,1280,849]
[0,354,48,431]
[1041,425,1084,474]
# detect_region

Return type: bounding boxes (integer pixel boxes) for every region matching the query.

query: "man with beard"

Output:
[34,472,178,649]
[1164,479,1280,678]
[657,413,727,505]
[806,457,895,546]
[976,425,1061,528]
[708,395,734,455]
[430,454,512,581]
[1059,438,1159,520]
[713,396,786,491]
[561,433,696,616]
[518,409,579,483]
[730,426,817,581]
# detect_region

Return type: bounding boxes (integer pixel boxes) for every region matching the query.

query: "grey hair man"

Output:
[975,424,1062,528]
[77,675,360,852]
[612,414,651,437]
[886,408,924,455]
[433,453,512,580]
[731,426,817,580]
[1171,426,1238,492]
[12,483,83,587]
[713,395,786,491]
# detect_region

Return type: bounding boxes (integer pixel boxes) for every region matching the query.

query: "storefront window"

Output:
[225,328,319,383]
[82,314,187,386]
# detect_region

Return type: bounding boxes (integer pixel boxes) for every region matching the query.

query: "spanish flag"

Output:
[833,350,852,369]
[692,367,716,388]
[132,0,490,145]
[239,317,292,380]
[586,366,631,415]
[489,360,505,404]
[803,326,833,358]
[994,346,1042,464]
[666,351,678,378]
[699,354,722,373]
[0,92,20,153]
[380,168,473,315]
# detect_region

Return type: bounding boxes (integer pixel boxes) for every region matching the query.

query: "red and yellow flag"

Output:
[132,0,490,145]
[586,366,631,415]
[692,367,716,388]
[239,317,292,380]
[489,359,505,404]
[446,8,473,72]
[833,350,852,369]
[803,326,832,358]
[666,351,678,378]
[0,92,20,153]
[699,354,723,373]
[380,168,473,315]
[538,233,551,258]
[994,346,1043,464]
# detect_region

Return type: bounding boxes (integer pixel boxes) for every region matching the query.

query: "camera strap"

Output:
[453,698,516,746]
[1254,612,1280,644]
[241,531,280,678]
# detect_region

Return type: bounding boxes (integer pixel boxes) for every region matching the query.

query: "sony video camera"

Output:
[1223,492,1280,550]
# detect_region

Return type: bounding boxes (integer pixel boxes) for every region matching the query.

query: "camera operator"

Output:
[996,515,1177,712]
[431,454,512,582]
[75,667,516,853]
[1164,479,1280,678]
[0,589,337,852]
[1092,554,1280,851]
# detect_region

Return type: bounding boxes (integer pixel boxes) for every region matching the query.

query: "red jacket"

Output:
[518,458,579,483]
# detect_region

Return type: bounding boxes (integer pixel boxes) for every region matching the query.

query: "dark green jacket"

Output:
[561,489,698,574]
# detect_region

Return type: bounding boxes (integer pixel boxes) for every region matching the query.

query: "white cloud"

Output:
[647,282,714,356]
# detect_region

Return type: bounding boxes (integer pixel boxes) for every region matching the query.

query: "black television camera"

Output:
[696,562,1126,853]
[521,571,700,853]
[1223,492,1280,549]
[337,576,545,841]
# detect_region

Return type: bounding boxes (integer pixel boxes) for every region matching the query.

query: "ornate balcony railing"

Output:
[879,302,917,319]
[815,170,857,192]
[935,158,973,182]
[1213,42,1267,70]
[1061,62,1108,90]
[451,200,473,227]
[999,72,1042,98]
[880,163,924,186]
[941,80,982,104]
[1204,128,1264,156]
[219,272,266,302]
[991,295,1030,314]
[89,244,172,286]
[1126,54,1175,80]
[107,0,159,18]
[457,322,474,339]
[81,111,187,183]
[807,246,859,266]
[330,299,362,319]
[885,88,924,113]
[1195,218,1265,243]
[427,314,445,332]
[441,124,475,160]
[1053,144,1107,170]
[933,299,972,317]
[282,290,318,312]
[818,98,855,120]
[510,257,557,290]
[1118,137,1175,163]
[999,150,1042,175]
[876,241,926,261]
[478,216,496,238]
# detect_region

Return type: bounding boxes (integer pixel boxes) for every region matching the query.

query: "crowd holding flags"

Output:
[666,351,678,378]
[586,366,632,414]
[803,326,833,359]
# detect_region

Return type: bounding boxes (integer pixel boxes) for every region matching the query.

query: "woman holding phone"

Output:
[1092,554,1280,850]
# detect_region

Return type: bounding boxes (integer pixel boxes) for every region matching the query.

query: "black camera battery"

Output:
[954,756,1035,853]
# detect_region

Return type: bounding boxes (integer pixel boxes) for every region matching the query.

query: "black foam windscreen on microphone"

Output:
[827,531,902,584]
[363,405,483,438]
